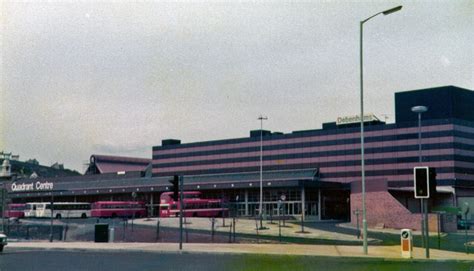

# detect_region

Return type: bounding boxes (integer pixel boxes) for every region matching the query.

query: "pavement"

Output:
[133,217,371,242]
[6,241,474,261]
[6,217,474,261]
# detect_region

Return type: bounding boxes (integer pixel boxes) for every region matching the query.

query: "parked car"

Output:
[0,233,7,252]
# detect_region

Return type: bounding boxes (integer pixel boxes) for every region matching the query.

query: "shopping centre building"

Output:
[3,85,474,230]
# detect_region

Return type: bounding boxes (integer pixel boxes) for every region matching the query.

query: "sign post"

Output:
[353,209,361,239]
[281,194,286,227]
[131,192,137,232]
[462,202,470,254]
[278,199,282,242]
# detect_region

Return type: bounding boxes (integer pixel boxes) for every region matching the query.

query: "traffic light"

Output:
[414,167,436,198]
[414,167,428,198]
[169,175,179,201]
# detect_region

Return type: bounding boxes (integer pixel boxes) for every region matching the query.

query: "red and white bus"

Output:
[159,191,227,218]
[5,203,26,218]
[91,201,146,218]
[24,202,91,219]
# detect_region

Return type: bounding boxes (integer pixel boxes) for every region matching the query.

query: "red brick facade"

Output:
[350,179,436,231]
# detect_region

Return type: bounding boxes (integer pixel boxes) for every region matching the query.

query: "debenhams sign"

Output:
[336,113,379,125]
[11,181,54,192]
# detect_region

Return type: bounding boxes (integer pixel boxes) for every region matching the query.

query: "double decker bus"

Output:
[159,191,227,218]
[24,202,91,219]
[5,203,26,218]
[91,201,146,218]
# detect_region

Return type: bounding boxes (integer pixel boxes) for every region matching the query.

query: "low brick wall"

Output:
[351,191,424,230]
[350,180,451,232]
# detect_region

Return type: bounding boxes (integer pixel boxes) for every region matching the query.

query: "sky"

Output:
[1,1,473,173]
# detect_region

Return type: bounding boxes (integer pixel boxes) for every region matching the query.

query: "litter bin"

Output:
[95,224,109,243]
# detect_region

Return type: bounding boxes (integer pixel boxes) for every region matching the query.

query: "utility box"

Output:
[401,229,413,258]
[95,224,109,243]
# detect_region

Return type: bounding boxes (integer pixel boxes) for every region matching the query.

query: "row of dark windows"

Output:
[153,154,474,169]
[153,118,474,151]
[153,130,474,160]
[181,202,222,210]
[153,142,474,169]
[322,167,474,178]
[152,160,474,178]
[46,204,91,210]
[95,204,143,209]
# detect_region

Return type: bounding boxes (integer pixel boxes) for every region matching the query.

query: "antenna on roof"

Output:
[82,160,90,173]
[380,114,390,123]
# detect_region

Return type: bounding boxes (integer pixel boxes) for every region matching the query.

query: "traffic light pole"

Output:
[424,198,429,258]
[179,176,184,250]
[415,108,430,259]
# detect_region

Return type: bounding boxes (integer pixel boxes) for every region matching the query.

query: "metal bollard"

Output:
[211,218,215,242]
[232,217,236,243]
[255,217,260,243]
[185,220,188,243]
[122,220,126,241]
[63,225,68,241]
[109,227,115,243]
[156,219,160,241]
[279,217,282,243]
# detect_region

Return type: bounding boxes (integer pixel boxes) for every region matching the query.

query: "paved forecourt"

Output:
[7,241,474,261]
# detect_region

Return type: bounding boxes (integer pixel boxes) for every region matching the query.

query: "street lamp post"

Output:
[258,115,268,230]
[412,105,429,258]
[1,184,5,233]
[360,5,402,255]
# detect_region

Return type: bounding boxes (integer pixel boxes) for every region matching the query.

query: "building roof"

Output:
[6,168,340,198]
[85,154,151,175]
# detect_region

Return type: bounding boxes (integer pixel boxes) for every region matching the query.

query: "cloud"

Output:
[2,1,473,172]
